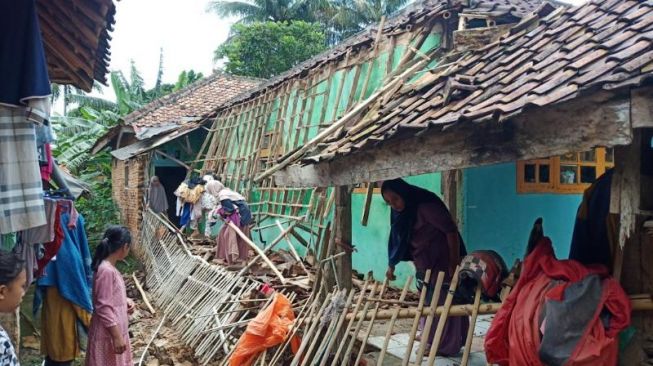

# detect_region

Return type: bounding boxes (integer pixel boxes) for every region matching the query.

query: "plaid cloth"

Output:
[0,102,47,234]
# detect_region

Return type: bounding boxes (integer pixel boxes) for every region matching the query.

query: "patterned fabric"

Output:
[459,250,508,300]
[0,102,48,234]
[0,325,19,366]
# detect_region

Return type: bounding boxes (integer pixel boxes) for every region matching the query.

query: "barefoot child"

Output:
[85,226,135,366]
[0,251,26,365]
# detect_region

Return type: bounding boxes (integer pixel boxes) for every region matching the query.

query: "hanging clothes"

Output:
[0,101,49,234]
[0,0,51,107]
[40,286,91,363]
[39,143,54,181]
[569,169,616,269]
[36,200,66,277]
[485,237,631,366]
[35,209,93,363]
[14,240,37,285]
[0,0,50,234]
[21,198,57,245]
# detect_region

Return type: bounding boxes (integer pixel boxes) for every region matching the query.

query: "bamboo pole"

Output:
[377,275,413,366]
[225,220,286,284]
[357,17,386,103]
[254,46,438,182]
[460,283,482,366]
[132,273,156,314]
[330,274,371,366]
[291,292,334,366]
[341,281,379,365]
[402,269,431,366]
[354,278,389,366]
[238,219,301,275]
[319,288,356,366]
[275,220,311,276]
[413,271,445,364]
[426,266,462,365]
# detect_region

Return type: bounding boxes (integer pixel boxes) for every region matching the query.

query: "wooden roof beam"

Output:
[273,89,635,187]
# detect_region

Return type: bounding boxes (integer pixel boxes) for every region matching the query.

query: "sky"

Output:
[94,0,587,97]
[99,0,234,93]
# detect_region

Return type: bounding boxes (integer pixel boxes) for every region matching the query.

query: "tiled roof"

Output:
[124,73,262,129]
[304,0,653,163]
[220,0,544,108]
[37,0,116,91]
[466,0,546,18]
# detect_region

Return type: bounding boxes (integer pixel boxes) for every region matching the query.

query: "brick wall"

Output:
[112,155,149,241]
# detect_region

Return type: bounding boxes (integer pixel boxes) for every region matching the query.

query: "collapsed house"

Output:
[92,73,262,236]
[0,0,117,349]
[118,0,653,364]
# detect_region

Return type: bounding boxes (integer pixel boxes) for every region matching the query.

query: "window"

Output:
[353,182,381,194]
[124,161,129,187]
[517,147,614,194]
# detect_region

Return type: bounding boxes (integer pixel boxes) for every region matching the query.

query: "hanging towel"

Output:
[0,102,48,234]
[36,212,93,313]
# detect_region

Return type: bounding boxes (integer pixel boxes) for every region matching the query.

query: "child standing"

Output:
[0,251,27,365]
[85,226,135,366]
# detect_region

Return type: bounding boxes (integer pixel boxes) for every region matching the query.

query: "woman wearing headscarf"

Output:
[205,180,253,264]
[381,178,468,356]
[147,176,168,215]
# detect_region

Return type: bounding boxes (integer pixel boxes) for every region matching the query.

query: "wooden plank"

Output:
[255,51,436,183]
[360,182,375,226]
[274,90,634,187]
[631,86,653,128]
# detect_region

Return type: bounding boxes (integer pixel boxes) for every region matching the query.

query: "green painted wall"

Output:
[461,163,582,267]
[350,173,442,288]
[152,130,206,168]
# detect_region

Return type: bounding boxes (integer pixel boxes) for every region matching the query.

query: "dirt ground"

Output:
[19,275,214,366]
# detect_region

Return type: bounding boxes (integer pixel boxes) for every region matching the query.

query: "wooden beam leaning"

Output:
[255,46,440,183]
[224,220,287,284]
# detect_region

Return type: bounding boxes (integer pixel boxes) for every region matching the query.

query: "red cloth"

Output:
[229,293,301,366]
[40,143,53,181]
[485,237,631,366]
[36,203,64,277]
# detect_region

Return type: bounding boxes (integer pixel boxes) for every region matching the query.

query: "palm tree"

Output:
[328,0,409,39]
[208,0,409,44]
[207,0,316,23]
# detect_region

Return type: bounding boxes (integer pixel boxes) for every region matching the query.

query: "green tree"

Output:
[208,0,408,44]
[215,21,327,78]
[328,0,409,39]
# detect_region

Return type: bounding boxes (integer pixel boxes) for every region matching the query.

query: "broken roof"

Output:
[124,73,262,132]
[37,0,116,91]
[300,0,653,164]
[218,0,545,110]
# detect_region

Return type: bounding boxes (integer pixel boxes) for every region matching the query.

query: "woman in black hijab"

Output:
[381,178,468,356]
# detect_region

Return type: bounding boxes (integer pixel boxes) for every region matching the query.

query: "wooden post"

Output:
[441,170,458,221]
[334,185,353,290]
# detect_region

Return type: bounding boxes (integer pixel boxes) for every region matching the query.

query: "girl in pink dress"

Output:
[85,226,135,366]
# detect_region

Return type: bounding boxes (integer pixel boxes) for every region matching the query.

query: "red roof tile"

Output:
[304,0,653,164]
[123,73,262,129]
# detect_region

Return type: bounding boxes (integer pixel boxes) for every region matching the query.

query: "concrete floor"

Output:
[364,315,493,365]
